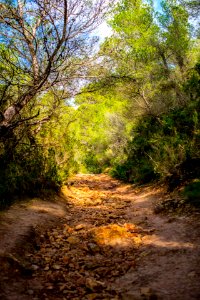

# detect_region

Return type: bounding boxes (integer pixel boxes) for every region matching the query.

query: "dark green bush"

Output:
[83,151,102,174]
[110,162,131,181]
[0,138,61,209]
[183,181,200,207]
[110,79,199,186]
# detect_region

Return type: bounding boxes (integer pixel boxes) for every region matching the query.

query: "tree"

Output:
[181,0,200,37]
[181,0,200,18]
[158,0,190,72]
[99,0,193,116]
[75,0,199,185]
[70,85,131,173]
[0,0,108,138]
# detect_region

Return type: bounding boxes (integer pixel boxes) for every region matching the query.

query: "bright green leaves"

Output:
[158,0,190,71]
[72,88,131,173]
[109,0,159,66]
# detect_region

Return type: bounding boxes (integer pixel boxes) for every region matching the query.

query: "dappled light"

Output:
[92,224,142,248]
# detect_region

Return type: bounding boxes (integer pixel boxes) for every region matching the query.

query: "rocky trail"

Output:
[0,174,200,300]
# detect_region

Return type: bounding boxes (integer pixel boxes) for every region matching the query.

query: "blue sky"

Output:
[154,0,162,12]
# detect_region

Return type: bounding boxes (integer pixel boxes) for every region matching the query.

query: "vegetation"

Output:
[0,0,199,208]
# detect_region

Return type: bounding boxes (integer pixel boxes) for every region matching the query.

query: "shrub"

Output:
[0,138,61,209]
[183,181,200,207]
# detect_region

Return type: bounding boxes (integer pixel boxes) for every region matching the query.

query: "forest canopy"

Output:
[0,0,199,208]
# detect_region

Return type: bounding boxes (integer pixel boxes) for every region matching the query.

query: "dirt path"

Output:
[0,174,200,300]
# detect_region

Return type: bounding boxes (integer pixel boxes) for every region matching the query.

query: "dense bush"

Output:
[0,134,61,209]
[183,181,200,207]
[83,151,103,174]
[111,64,200,186]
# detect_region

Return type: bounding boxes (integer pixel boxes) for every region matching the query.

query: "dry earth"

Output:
[0,174,200,300]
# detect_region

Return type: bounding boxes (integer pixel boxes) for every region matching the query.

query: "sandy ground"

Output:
[0,174,200,300]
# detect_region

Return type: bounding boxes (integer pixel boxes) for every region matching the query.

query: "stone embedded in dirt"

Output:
[52,264,61,270]
[65,216,72,221]
[140,250,151,258]
[63,224,74,233]
[86,293,99,300]
[75,224,86,231]
[27,289,34,295]
[140,287,150,294]
[154,203,164,214]
[110,203,117,208]
[62,255,70,264]
[76,276,86,286]
[108,214,119,219]
[59,284,67,292]
[84,200,94,206]
[140,287,153,296]
[79,242,89,252]
[88,242,100,254]
[62,228,70,236]
[67,236,80,244]
[46,285,54,290]
[93,199,102,205]
[111,269,120,276]
[85,277,105,291]
[31,264,39,271]
[124,223,138,231]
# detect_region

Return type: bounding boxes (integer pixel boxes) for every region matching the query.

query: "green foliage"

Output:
[159,0,190,70]
[113,92,199,184]
[111,159,156,184]
[0,138,60,209]
[72,88,131,174]
[110,162,130,181]
[83,151,103,174]
[183,181,200,207]
[37,104,79,182]
[0,92,79,208]
[111,115,157,183]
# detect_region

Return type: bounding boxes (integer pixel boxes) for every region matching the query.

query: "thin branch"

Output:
[10,110,40,130]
